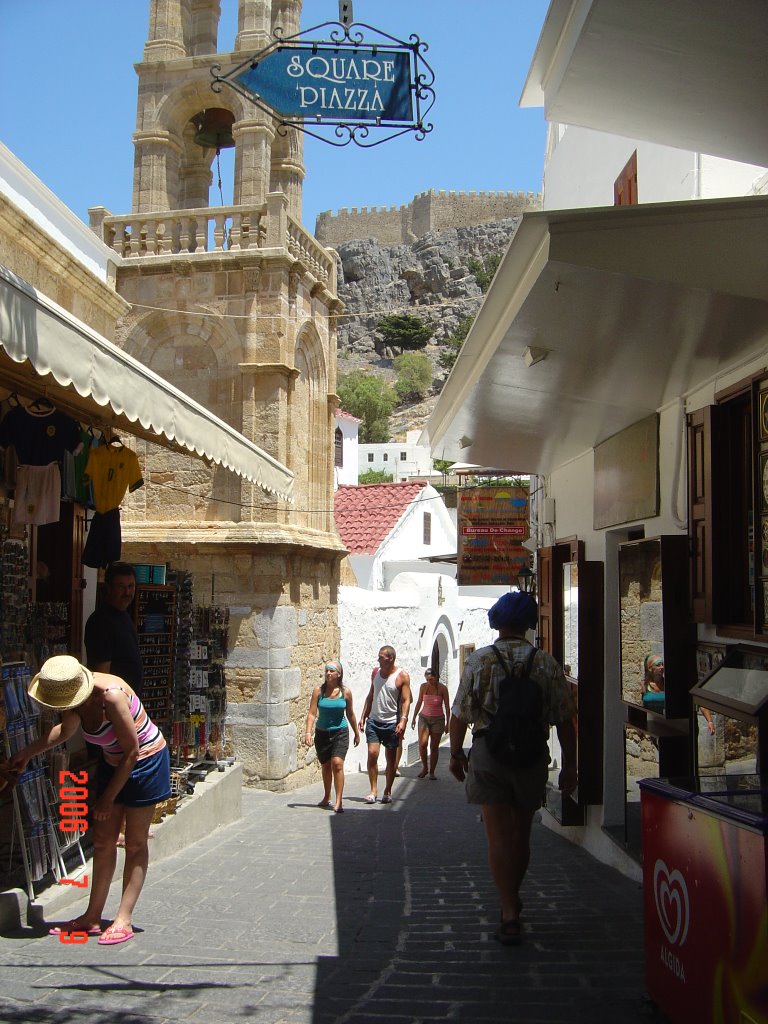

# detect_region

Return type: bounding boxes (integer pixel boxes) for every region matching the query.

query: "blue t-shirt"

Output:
[0,405,81,465]
[316,693,347,731]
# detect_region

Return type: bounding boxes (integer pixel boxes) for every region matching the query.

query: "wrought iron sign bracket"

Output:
[211,20,435,149]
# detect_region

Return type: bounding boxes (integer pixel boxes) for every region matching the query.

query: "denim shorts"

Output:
[365,719,400,750]
[96,745,172,807]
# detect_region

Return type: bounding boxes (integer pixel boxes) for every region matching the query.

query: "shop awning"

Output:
[423,196,768,475]
[0,264,294,501]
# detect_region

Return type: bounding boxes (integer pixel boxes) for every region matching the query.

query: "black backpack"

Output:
[483,644,546,768]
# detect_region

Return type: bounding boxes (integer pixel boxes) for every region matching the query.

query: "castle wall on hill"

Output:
[315,188,542,246]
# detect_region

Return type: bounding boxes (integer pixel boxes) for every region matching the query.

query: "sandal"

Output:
[49,919,101,936]
[417,769,428,779]
[316,799,332,809]
[363,794,376,804]
[494,919,522,946]
[98,923,134,946]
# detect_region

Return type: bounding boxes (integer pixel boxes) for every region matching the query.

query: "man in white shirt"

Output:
[359,645,412,805]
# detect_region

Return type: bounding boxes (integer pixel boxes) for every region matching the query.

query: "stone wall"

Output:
[124,539,341,792]
[316,188,542,246]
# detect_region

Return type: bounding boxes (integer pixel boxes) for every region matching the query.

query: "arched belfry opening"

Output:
[90,0,346,792]
[131,0,304,220]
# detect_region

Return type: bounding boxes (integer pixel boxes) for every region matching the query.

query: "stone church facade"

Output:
[88,0,345,789]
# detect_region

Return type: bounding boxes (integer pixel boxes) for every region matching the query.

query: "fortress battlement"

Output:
[315,188,542,247]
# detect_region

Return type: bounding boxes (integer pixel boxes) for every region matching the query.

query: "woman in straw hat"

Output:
[9,654,171,945]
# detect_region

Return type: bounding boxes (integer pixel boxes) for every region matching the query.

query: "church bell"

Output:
[192,108,235,152]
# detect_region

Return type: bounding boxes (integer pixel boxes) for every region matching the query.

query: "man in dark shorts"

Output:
[449,592,576,945]
[359,645,411,805]
[84,561,143,698]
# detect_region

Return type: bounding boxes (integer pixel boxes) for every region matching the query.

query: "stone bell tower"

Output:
[89,0,346,790]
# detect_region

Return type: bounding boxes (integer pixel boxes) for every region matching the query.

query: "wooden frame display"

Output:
[618,535,694,719]
[539,539,604,826]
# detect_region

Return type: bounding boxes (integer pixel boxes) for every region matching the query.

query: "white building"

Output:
[334,410,360,488]
[424,0,768,881]
[358,430,435,481]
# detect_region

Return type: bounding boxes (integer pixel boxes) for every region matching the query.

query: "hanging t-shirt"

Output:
[0,405,81,465]
[83,443,144,512]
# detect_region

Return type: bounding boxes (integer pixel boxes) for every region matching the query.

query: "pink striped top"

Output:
[422,691,445,717]
[81,686,166,767]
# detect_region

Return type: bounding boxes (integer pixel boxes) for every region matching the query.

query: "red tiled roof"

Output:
[334,482,426,554]
[336,409,361,422]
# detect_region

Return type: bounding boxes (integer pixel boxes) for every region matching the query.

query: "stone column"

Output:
[132,130,184,213]
[143,0,187,61]
[270,127,305,222]
[179,149,214,210]
[270,0,301,37]
[235,0,271,52]
[233,113,275,206]
[189,0,220,55]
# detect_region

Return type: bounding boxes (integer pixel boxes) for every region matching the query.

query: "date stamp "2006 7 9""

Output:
[56,769,91,944]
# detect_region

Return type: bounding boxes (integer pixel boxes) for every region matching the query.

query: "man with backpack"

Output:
[449,591,576,946]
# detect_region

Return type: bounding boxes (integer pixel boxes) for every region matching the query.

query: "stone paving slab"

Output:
[0,767,657,1024]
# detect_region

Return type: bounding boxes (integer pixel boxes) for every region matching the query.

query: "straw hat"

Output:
[28,655,95,710]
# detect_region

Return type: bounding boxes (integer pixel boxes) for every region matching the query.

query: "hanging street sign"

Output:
[211,19,435,148]
[234,48,414,123]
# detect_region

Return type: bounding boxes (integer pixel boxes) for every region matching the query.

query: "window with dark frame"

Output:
[367,453,374,463]
[400,451,407,461]
[383,453,388,462]
[334,427,343,468]
[423,511,432,545]
[688,373,768,636]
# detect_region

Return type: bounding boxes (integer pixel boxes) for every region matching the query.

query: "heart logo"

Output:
[653,859,690,947]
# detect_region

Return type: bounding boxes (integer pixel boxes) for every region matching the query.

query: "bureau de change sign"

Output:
[211,18,434,147]
[458,486,531,587]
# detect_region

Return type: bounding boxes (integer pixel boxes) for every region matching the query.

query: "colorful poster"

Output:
[457,486,530,586]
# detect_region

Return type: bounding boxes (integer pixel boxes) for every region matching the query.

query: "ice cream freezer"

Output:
[639,775,767,1024]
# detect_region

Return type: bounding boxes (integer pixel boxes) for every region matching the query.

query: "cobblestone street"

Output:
[1,767,652,1024]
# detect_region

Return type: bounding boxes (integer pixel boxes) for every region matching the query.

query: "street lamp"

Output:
[517,566,535,594]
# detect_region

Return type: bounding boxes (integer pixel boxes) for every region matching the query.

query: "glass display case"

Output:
[618,535,694,719]
[543,544,604,826]
[690,644,768,779]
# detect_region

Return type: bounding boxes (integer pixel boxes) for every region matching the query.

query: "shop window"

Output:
[423,511,431,545]
[367,453,374,463]
[614,151,638,206]
[334,427,343,468]
[688,374,766,635]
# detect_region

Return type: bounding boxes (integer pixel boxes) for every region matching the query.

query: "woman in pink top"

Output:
[10,655,171,946]
[410,668,450,779]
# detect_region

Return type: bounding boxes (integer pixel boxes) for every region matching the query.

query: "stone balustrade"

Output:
[100,205,266,258]
[286,218,335,288]
[96,205,335,289]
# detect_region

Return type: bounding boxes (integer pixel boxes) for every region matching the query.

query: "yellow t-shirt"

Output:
[83,444,144,513]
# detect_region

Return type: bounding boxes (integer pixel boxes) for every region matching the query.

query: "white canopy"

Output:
[0,264,293,501]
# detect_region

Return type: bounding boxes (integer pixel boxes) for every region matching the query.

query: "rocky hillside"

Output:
[332,219,521,438]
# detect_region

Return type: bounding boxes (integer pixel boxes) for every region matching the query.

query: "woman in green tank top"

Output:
[304,660,360,813]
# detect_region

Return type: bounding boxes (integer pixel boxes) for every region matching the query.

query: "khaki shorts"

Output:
[465,735,549,811]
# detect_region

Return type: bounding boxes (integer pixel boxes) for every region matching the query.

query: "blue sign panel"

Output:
[235,47,413,122]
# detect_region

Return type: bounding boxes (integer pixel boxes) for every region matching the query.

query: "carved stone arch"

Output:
[291,321,329,530]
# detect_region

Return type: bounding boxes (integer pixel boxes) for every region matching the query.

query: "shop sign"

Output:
[458,486,530,586]
[211,17,435,148]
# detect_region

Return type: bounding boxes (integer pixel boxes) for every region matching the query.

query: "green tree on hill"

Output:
[393,352,432,404]
[377,313,433,355]
[337,371,395,443]
[439,316,474,372]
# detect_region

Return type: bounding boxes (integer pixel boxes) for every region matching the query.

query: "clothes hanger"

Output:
[28,394,55,413]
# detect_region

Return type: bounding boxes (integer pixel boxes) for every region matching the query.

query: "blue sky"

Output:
[0,1,550,233]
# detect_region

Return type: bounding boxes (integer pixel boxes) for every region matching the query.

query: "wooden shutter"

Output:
[614,151,638,206]
[687,407,715,622]
[537,546,554,653]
